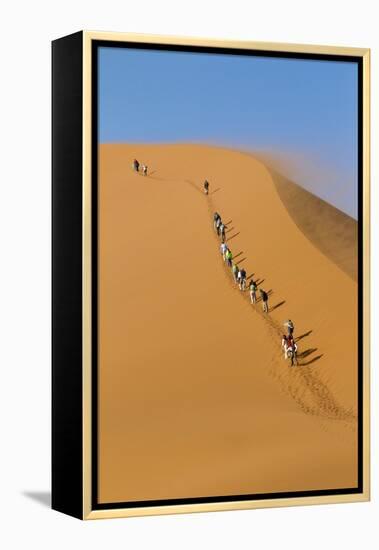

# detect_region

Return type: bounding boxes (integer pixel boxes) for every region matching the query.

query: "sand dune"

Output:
[264,166,358,281]
[98,143,358,503]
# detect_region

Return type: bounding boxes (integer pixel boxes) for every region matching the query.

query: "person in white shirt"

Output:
[220,242,228,260]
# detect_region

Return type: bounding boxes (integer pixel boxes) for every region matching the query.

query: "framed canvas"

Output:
[52,31,370,520]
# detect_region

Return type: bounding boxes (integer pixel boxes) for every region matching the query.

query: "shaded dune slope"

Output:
[268,168,358,281]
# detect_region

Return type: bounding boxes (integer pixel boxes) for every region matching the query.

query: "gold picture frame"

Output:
[52,31,370,520]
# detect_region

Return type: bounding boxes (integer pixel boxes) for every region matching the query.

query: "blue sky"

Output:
[99,47,358,218]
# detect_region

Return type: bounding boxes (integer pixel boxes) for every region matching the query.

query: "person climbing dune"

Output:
[203,180,209,195]
[232,263,239,283]
[260,289,269,313]
[284,319,294,336]
[249,279,257,304]
[287,335,298,366]
[220,222,227,243]
[225,249,233,267]
[220,242,228,260]
[213,212,221,232]
[216,216,222,236]
[133,158,140,172]
[239,268,247,291]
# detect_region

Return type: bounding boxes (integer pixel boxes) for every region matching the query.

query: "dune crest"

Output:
[262,165,358,282]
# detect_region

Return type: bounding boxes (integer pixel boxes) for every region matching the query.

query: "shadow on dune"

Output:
[261,166,358,282]
[184,179,204,194]
[270,300,286,312]
[300,354,323,366]
[227,232,240,241]
[297,347,318,359]
[295,330,312,342]
[296,347,323,366]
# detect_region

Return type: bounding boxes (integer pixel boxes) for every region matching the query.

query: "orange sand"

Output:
[98,144,358,503]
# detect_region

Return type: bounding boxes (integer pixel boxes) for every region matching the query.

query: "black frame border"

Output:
[91,40,364,511]
[52,31,84,519]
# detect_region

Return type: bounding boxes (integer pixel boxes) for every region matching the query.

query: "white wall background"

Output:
[0,1,377,548]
